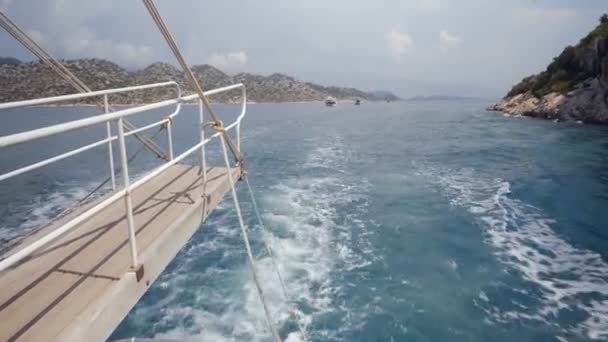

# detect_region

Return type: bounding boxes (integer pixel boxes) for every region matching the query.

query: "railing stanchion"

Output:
[117,118,139,268]
[199,99,207,186]
[237,86,246,154]
[104,94,116,190]
[236,123,241,154]
[166,118,174,160]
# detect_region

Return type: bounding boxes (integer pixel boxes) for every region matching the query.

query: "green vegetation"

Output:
[507,14,608,98]
[581,15,608,45]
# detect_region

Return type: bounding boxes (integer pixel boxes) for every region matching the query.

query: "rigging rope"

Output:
[2,6,306,341]
[0,10,169,161]
[51,126,166,218]
[217,134,282,342]
[244,175,310,342]
[140,2,310,340]
[141,0,242,164]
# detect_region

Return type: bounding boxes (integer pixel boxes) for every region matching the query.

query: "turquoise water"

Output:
[1,101,608,341]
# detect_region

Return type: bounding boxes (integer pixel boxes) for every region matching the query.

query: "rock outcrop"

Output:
[0,58,399,104]
[490,15,608,124]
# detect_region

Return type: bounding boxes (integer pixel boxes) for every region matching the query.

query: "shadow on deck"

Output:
[0,164,239,341]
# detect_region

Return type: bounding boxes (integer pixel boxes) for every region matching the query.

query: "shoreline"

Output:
[26,99,374,108]
[488,91,608,126]
[486,107,607,126]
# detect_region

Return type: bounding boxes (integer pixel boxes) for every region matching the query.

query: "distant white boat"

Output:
[325,96,337,107]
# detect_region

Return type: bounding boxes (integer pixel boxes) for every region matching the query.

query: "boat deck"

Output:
[0,164,239,341]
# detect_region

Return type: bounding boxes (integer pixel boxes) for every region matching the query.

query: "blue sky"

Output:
[0,0,606,97]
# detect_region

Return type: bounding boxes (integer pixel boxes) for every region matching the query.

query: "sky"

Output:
[0,0,606,98]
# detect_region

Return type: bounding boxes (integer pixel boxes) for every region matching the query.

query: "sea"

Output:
[1,100,608,341]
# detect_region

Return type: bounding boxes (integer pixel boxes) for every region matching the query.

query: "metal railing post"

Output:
[117,118,139,268]
[104,94,116,190]
[237,86,246,154]
[236,123,241,154]
[199,99,207,186]
[166,118,174,160]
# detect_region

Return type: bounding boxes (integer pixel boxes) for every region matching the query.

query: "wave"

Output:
[117,136,372,341]
[0,181,106,255]
[425,166,608,340]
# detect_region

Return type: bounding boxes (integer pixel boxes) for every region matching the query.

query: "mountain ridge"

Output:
[0,58,400,104]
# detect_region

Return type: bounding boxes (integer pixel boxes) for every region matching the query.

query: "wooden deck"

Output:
[0,164,240,341]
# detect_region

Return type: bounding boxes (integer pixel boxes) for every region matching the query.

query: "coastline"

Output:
[488,88,608,125]
[27,99,371,108]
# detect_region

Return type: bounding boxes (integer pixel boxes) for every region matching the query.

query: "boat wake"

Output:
[117,136,372,341]
[0,181,104,255]
[426,166,608,340]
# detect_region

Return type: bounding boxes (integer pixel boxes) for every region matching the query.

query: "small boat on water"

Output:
[325,96,337,107]
[355,98,361,105]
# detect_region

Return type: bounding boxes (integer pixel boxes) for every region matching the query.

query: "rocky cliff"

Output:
[0,58,399,104]
[489,14,608,124]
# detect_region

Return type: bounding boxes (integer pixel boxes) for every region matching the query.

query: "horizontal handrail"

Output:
[0,83,244,149]
[0,137,113,182]
[0,118,168,182]
[0,81,179,110]
[0,118,242,272]
[0,82,246,272]
[123,117,168,137]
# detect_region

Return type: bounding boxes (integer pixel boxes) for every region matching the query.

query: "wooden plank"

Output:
[0,164,240,341]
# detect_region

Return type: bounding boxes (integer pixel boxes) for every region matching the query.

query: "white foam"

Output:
[126,137,374,341]
[0,181,106,254]
[428,166,608,339]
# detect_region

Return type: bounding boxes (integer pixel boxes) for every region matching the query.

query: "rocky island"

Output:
[489,14,608,124]
[0,58,399,105]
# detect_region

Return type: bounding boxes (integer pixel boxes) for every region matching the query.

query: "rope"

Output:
[244,175,310,342]
[0,10,169,161]
[141,0,242,163]
[218,135,282,342]
[215,122,308,340]
[68,126,166,211]
[4,6,299,341]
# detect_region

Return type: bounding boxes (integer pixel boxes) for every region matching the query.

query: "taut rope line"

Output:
[218,134,282,342]
[141,0,242,164]
[141,1,284,340]
[244,175,310,342]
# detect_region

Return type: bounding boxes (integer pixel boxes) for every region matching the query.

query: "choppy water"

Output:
[1,101,608,341]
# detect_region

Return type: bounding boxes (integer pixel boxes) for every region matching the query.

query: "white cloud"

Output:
[62,27,154,66]
[439,29,462,53]
[207,51,248,69]
[0,0,13,10]
[386,29,414,60]
[513,6,578,25]
[25,29,45,45]
[412,0,439,12]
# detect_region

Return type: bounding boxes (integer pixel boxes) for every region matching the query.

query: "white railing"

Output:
[0,82,247,272]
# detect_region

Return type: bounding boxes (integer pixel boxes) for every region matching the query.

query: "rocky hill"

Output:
[489,14,608,124]
[0,58,399,104]
[0,57,21,66]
